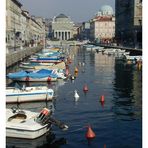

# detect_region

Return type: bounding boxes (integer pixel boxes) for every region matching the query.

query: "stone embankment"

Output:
[6,46,43,68]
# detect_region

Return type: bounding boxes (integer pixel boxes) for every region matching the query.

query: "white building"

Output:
[90,5,115,43]
[51,14,74,40]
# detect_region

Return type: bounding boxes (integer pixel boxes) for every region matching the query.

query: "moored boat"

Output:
[7,69,58,82]
[6,86,54,103]
[20,61,66,71]
[6,107,68,139]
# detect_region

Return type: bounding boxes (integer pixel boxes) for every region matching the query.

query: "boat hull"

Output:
[6,125,50,139]
[6,87,54,103]
[11,77,57,82]
[6,109,51,139]
[6,93,53,103]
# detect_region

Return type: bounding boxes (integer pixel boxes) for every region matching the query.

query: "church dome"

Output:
[54,13,70,22]
[100,5,114,16]
[56,14,68,19]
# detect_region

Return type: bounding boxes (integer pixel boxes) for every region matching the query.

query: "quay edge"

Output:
[6,46,43,68]
[92,43,142,55]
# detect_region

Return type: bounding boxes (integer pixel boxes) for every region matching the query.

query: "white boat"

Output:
[6,86,54,103]
[6,107,68,139]
[19,61,66,71]
[103,48,126,55]
[6,108,52,139]
[125,55,142,61]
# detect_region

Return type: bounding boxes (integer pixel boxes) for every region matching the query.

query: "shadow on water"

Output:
[112,62,142,121]
[6,131,67,148]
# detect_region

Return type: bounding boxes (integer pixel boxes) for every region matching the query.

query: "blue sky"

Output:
[19,0,115,22]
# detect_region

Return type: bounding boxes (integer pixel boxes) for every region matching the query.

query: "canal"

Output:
[6,46,142,148]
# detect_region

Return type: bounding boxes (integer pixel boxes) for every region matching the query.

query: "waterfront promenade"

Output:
[6,40,79,68]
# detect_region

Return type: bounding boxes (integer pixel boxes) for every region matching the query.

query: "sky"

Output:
[19,0,115,22]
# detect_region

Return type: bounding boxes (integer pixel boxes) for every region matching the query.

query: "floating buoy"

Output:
[47,77,51,81]
[74,90,79,101]
[83,84,88,92]
[74,72,78,77]
[74,67,78,73]
[25,76,30,81]
[85,125,96,139]
[100,95,105,102]
[104,144,106,148]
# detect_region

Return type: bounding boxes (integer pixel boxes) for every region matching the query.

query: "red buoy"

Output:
[83,84,88,92]
[100,95,105,102]
[85,125,96,139]
[74,67,78,73]
[25,76,30,81]
[47,77,51,81]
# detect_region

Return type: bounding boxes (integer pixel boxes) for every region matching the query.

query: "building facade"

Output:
[115,0,142,48]
[6,0,22,49]
[90,5,115,43]
[51,14,74,40]
[6,0,46,51]
[78,22,90,41]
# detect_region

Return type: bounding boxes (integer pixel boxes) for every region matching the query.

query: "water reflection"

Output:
[6,46,142,147]
[6,101,55,113]
[6,132,67,148]
[112,63,142,121]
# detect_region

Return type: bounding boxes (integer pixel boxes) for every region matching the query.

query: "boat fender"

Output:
[37,108,51,124]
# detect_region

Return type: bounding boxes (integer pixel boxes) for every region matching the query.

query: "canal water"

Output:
[6,46,142,148]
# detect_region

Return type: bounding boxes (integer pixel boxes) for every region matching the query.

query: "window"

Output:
[139,19,142,26]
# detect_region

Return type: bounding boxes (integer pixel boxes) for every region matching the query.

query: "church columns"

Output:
[62,32,64,40]
[53,30,71,40]
[68,32,70,40]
